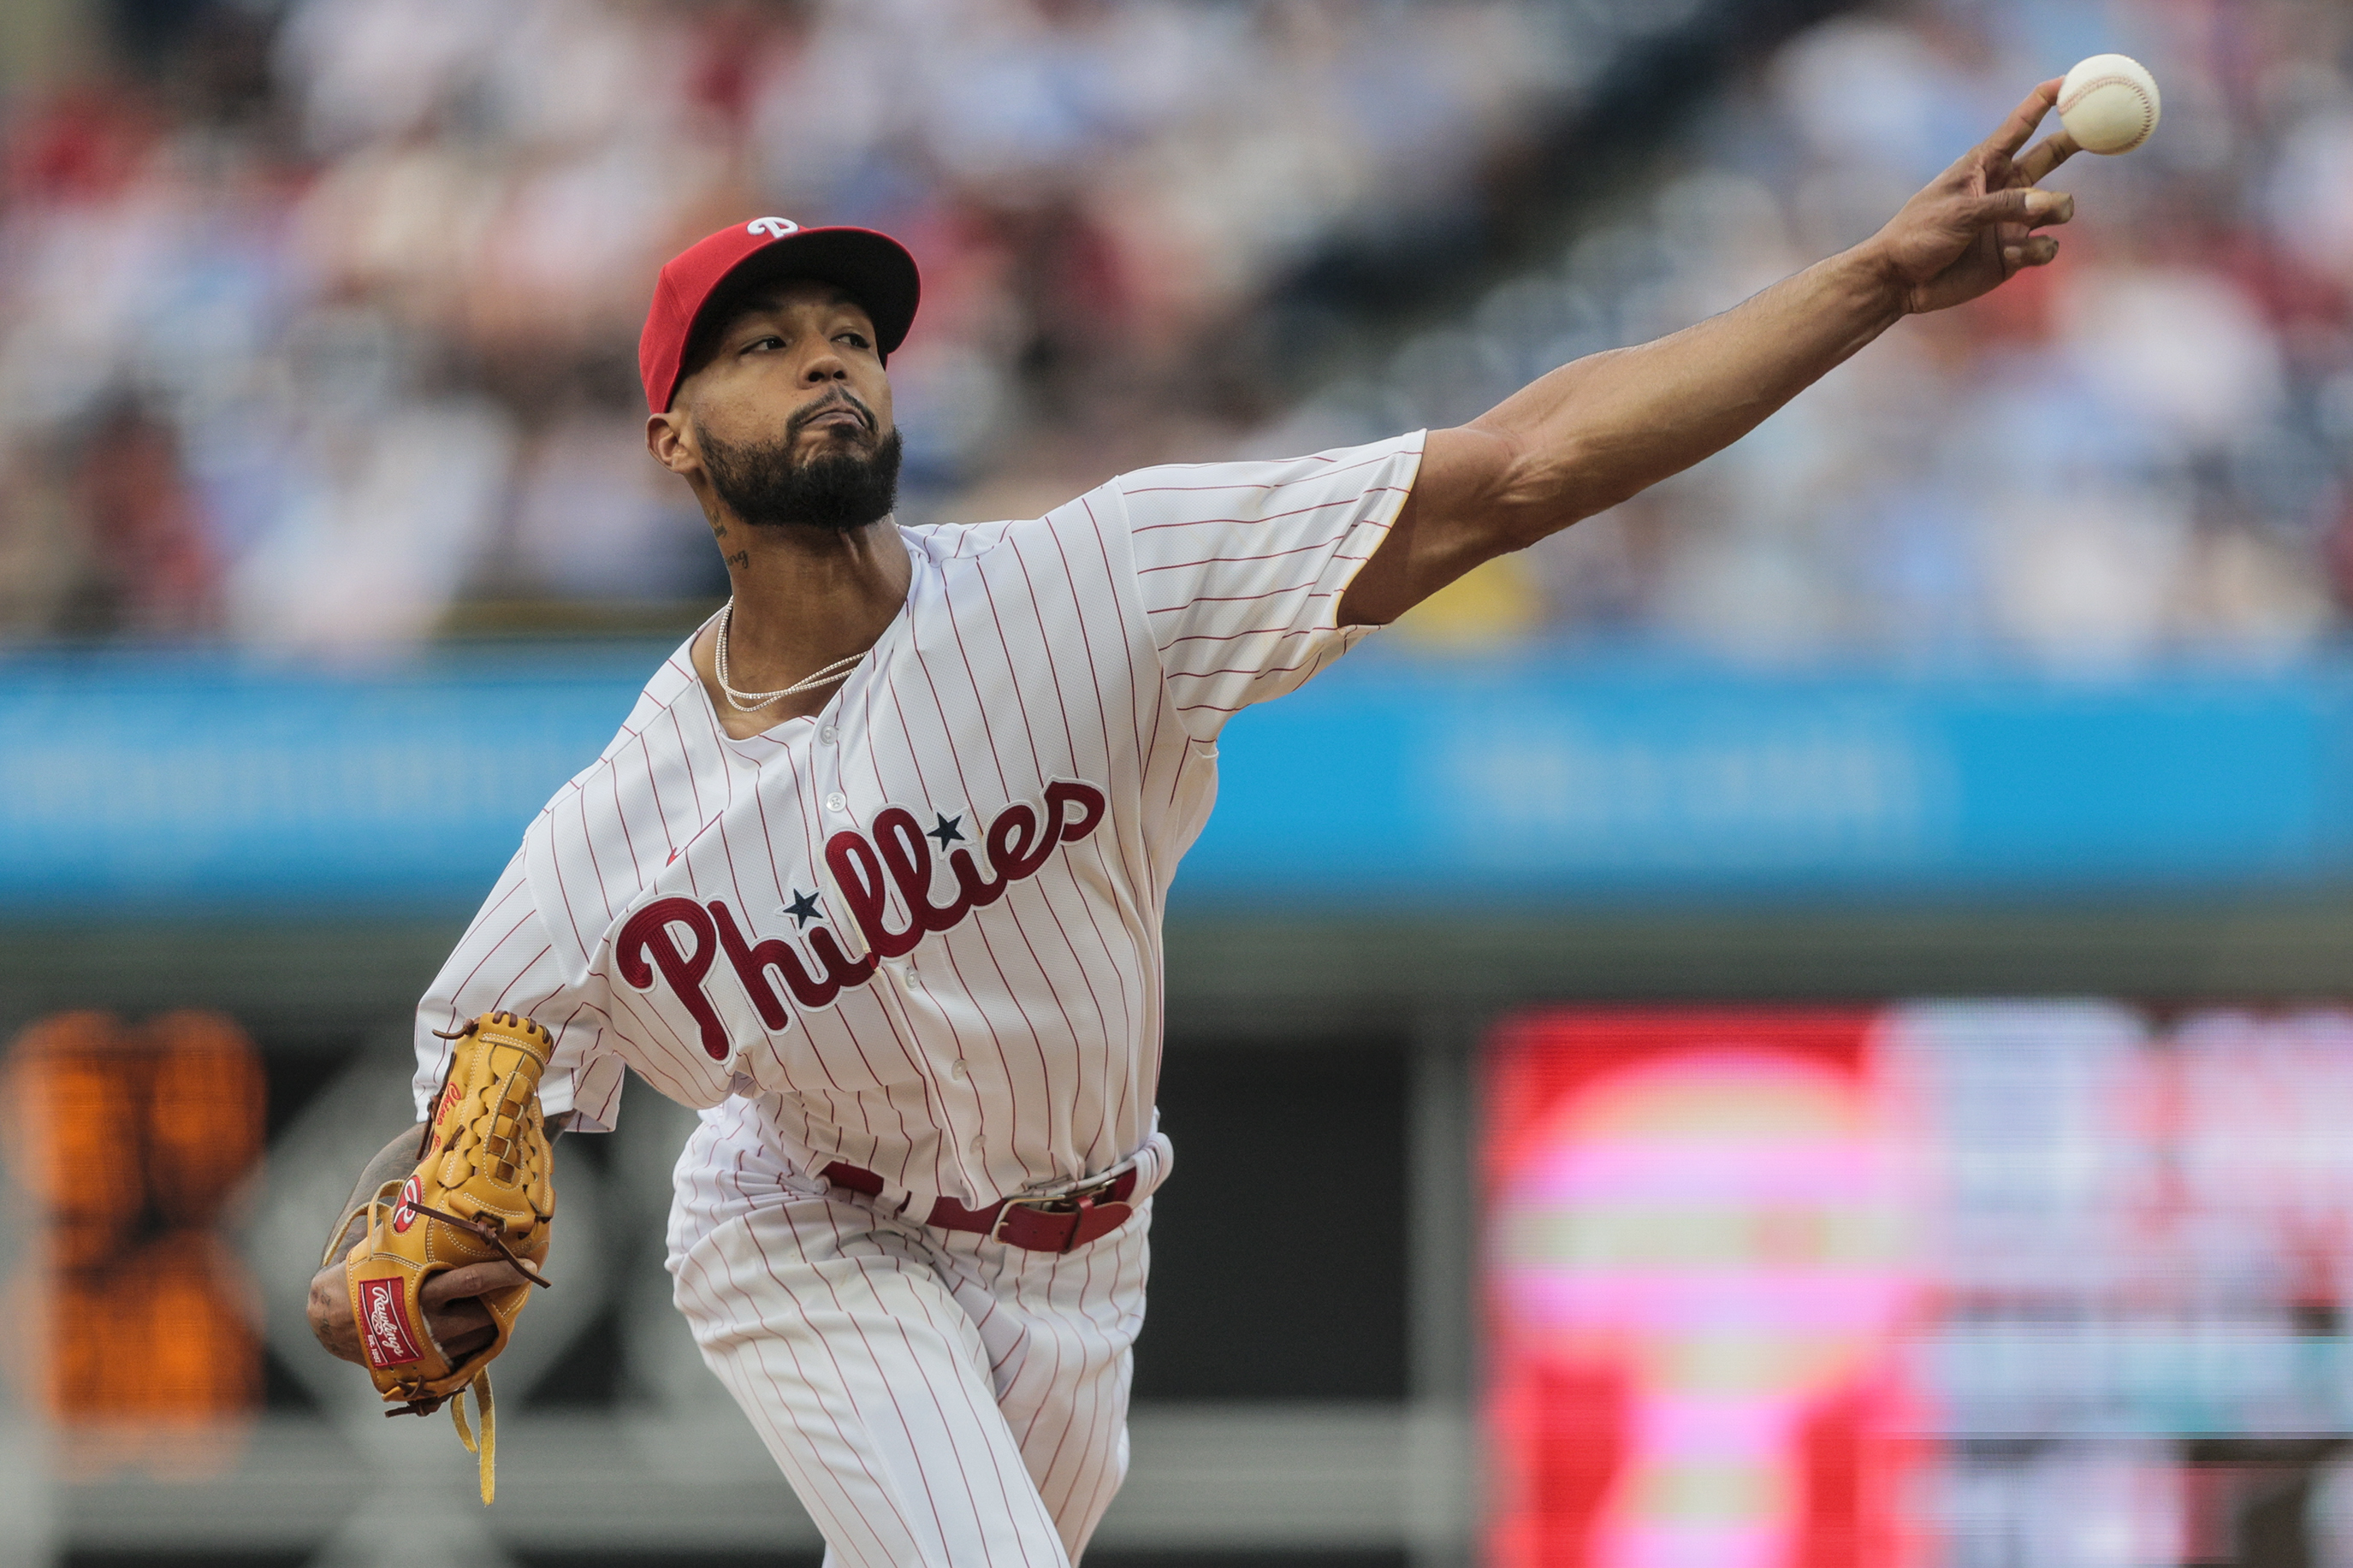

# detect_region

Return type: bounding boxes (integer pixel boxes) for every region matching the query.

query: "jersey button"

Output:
[951,1058,969,1080]
[819,725,838,744]
[824,791,847,813]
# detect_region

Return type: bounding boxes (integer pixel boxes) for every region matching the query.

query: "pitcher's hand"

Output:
[307,1253,526,1364]
[1861,79,2082,315]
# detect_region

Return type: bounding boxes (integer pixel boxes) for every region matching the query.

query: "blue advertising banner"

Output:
[0,650,646,913]
[3,647,2349,914]
[1190,654,2353,903]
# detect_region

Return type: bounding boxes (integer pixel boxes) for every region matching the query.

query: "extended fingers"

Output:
[429,1296,493,1332]
[1969,186,2075,229]
[1985,78,2065,160]
[421,1260,529,1304]
[2003,234,2062,271]
[425,1298,496,1360]
[421,1268,513,1360]
[2014,129,2081,186]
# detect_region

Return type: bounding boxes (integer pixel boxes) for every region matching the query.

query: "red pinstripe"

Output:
[1135,536,1332,574]
[606,760,643,883]
[635,731,677,854]
[1159,624,1321,650]
[774,741,892,1145]
[772,1200,984,1566]
[1005,531,1138,1158]
[541,816,594,978]
[967,553,1117,1157]
[487,945,554,1013]
[574,786,615,920]
[682,1216,910,1563]
[442,904,535,1021]
[933,561,1064,1164]
[885,668,1019,1156]
[1144,580,1329,612]
[667,706,705,822]
[1120,448,1371,482]
[830,679,963,1180]
[1127,494,1357,535]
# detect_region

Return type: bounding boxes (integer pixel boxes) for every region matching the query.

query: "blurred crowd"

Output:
[5,0,2350,665]
[1301,0,2353,664]
[0,0,1580,648]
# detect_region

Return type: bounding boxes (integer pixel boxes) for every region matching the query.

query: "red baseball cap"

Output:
[638,216,921,413]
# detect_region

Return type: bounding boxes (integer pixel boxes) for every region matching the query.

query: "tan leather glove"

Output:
[332,1011,555,1502]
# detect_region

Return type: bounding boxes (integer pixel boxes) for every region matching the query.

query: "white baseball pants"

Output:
[672,1185,1151,1567]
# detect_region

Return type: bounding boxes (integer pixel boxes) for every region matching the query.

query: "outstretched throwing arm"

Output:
[1339,80,2081,627]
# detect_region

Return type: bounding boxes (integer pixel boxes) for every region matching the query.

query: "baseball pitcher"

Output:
[310,80,2083,1562]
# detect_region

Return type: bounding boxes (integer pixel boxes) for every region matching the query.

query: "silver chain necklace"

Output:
[713,600,864,712]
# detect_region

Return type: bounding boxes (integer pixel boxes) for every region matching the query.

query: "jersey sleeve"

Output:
[412,847,628,1134]
[1114,431,1425,740]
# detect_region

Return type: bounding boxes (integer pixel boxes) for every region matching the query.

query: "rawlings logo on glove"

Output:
[335,1010,557,1502]
[358,1278,423,1366]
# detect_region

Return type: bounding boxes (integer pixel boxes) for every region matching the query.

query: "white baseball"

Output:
[2059,54,2160,155]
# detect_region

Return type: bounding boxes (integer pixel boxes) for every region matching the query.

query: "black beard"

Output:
[701,417,903,533]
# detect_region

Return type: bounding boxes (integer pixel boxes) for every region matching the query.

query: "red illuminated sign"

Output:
[1484,1009,1928,1568]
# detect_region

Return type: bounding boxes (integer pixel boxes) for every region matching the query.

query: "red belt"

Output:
[820,1161,1139,1253]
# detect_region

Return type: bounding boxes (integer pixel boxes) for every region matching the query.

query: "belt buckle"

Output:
[988,1174,1117,1246]
[987,1194,1066,1245]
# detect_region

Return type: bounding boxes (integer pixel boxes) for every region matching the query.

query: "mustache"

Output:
[786,389,877,441]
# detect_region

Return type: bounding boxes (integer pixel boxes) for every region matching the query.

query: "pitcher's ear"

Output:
[646,409,694,474]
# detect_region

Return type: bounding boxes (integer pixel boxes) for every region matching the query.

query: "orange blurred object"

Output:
[5,1012,145,1269]
[5,1010,265,1438]
[118,1234,263,1423]
[144,1009,267,1227]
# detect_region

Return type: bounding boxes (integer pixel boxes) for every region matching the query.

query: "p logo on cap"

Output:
[747,217,799,239]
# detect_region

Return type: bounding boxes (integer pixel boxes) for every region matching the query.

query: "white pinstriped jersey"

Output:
[413,432,1425,1208]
